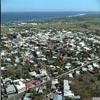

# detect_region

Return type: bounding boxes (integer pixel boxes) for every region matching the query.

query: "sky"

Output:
[1,0,100,12]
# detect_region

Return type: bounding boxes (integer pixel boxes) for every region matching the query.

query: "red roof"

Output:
[26,80,42,90]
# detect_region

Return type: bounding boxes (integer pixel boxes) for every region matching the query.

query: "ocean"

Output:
[1,12,87,23]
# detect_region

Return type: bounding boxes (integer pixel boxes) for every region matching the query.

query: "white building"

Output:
[13,79,26,93]
[63,80,74,97]
[65,63,71,69]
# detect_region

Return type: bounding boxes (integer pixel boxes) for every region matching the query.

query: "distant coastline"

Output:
[1,11,91,23]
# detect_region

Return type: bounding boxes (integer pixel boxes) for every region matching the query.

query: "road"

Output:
[2,58,99,100]
[34,58,100,88]
[42,58,100,100]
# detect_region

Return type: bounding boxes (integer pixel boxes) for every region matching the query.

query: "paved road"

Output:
[2,58,99,100]
[43,58,100,100]
[34,58,100,88]
[56,58,100,79]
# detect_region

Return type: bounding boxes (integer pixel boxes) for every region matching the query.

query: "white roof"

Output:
[40,69,48,76]
[64,80,70,90]
[64,90,74,97]
[34,64,38,67]
[87,65,93,68]
[75,70,80,75]
[79,41,85,47]
[36,51,41,56]
[14,63,17,66]
[1,50,5,56]
[84,46,91,50]
[3,77,12,83]
[87,58,92,60]
[6,58,11,62]
[6,84,16,94]
[65,63,71,69]
[29,71,37,76]
[38,88,43,93]
[82,67,88,71]
[67,31,72,34]
[87,65,94,71]
[1,67,7,71]
[66,63,71,66]
[52,79,59,85]
[41,57,47,61]
[64,80,74,97]
[56,66,60,68]
[52,56,57,59]
[15,56,20,63]
[68,73,73,78]
[34,46,39,50]
[13,80,26,92]
[50,65,55,68]
[93,63,99,68]
[29,60,34,63]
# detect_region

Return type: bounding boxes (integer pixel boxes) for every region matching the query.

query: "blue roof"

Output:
[54,94,62,100]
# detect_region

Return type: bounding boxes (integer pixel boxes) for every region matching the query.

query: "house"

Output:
[29,69,48,78]
[36,87,43,94]
[64,63,71,70]
[40,69,48,77]
[13,79,26,93]
[6,84,17,95]
[77,46,81,51]
[29,60,34,63]
[2,77,17,95]
[29,71,37,78]
[15,56,20,63]
[87,65,94,72]
[36,51,41,57]
[49,65,56,70]
[1,67,7,71]
[26,80,36,90]
[6,58,11,62]
[87,57,92,61]
[52,56,57,59]
[68,73,73,78]
[41,57,47,61]
[63,80,74,97]
[52,79,59,85]
[75,70,80,75]
[51,79,59,89]
[36,85,46,94]
[81,67,88,72]
[93,63,99,68]
[1,50,6,56]
[79,41,85,47]
[84,46,91,51]
[3,77,12,84]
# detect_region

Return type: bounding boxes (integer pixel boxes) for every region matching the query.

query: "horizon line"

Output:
[1,11,100,13]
